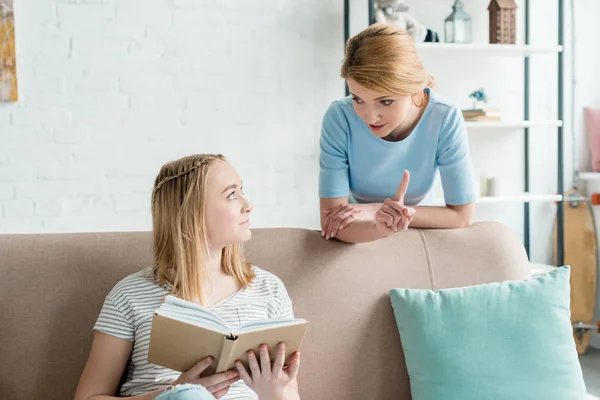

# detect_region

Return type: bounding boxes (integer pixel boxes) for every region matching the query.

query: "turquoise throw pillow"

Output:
[389,266,586,400]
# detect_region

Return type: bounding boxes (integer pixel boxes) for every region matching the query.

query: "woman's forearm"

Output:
[330,202,472,243]
[409,205,472,229]
[331,215,384,243]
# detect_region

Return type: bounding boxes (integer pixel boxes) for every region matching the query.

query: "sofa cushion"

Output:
[389,266,586,400]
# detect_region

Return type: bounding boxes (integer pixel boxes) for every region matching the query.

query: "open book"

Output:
[147,295,309,375]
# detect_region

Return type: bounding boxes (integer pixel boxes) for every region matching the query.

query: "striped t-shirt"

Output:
[93,266,294,399]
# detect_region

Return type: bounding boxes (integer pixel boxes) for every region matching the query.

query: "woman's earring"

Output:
[411,94,422,108]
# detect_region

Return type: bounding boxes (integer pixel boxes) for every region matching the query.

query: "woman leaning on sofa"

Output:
[319,23,477,244]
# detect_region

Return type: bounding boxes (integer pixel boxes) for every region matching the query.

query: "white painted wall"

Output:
[0,0,598,273]
[0,0,343,233]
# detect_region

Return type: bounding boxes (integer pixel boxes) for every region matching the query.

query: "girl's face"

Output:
[204,160,252,250]
[346,77,414,139]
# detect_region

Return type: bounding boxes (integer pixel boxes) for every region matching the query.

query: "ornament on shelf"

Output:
[444,0,472,44]
[488,0,518,44]
[374,0,428,43]
[480,174,499,197]
[462,88,501,122]
[469,88,488,109]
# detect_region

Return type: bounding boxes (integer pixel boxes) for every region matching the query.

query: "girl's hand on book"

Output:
[235,342,301,400]
[172,356,240,399]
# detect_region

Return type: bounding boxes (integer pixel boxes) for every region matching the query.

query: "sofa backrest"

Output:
[0,221,529,400]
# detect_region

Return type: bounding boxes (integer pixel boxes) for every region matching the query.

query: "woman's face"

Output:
[346,77,414,139]
[204,160,253,250]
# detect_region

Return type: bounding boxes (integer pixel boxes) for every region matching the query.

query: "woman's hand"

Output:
[172,356,240,399]
[375,170,415,237]
[235,343,300,400]
[322,204,359,240]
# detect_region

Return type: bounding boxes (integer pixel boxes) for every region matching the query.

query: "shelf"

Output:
[433,193,562,206]
[476,194,563,204]
[415,43,563,57]
[465,120,563,129]
[578,172,600,181]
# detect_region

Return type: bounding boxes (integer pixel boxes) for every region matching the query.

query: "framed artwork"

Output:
[1,0,17,102]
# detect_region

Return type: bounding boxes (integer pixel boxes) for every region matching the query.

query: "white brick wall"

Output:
[0,0,343,233]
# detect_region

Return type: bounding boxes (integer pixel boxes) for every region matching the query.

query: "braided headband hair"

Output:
[151,160,208,210]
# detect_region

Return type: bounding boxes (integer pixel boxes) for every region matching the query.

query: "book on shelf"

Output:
[462,108,502,121]
[147,295,309,376]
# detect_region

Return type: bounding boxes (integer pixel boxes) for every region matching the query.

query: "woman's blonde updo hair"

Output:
[341,23,434,105]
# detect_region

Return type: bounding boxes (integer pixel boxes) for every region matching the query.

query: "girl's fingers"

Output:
[247,351,262,379]
[272,342,285,378]
[199,369,238,387]
[212,385,231,399]
[206,376,238,394]
[259,345,271,379]
[235,360,252,386]
[286,352,301,380]
[188,356,214,377]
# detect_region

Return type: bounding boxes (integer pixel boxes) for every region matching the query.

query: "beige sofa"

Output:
[0,221,530,400]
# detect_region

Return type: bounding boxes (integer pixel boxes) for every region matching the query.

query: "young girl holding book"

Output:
[75,154,301,400]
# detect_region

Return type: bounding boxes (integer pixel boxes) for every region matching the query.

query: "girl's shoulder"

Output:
[251,265,284,284]
[105,266,163,300]
[248,266,289,295]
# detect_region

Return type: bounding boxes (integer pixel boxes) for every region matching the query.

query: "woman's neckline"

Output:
[381,89,431,143]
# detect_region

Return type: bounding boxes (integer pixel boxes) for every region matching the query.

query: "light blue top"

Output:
[319,88,476,206]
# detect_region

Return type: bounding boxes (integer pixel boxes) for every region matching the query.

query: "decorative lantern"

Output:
[444,0,472,44]
[488,0,517,44]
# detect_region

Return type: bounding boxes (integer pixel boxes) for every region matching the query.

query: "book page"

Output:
[235,318,307,335]
[155,295,230,334]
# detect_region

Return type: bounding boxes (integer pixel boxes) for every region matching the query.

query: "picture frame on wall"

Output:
[1,0,17,102]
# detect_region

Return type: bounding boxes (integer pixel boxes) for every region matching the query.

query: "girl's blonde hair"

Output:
[151,153,255,305]
[341,23,434,105]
